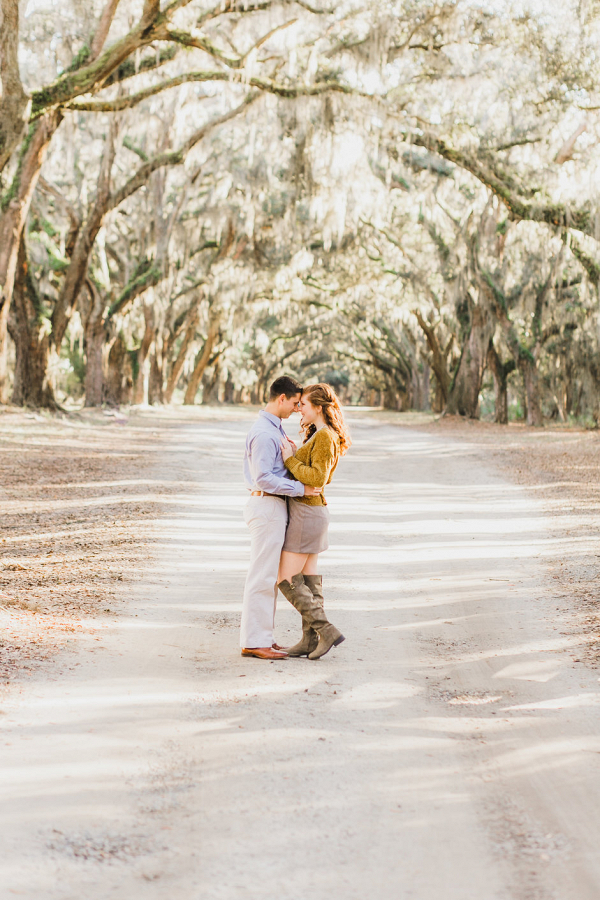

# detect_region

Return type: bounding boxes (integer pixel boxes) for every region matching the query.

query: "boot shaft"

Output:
[277,573,344,660]
[277,573,320,616]
[303,574,324,605]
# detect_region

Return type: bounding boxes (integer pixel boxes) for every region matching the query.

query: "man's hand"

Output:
[280,438,294,461]
[303,484,323,497]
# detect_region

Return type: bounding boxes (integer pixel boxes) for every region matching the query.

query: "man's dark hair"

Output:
[269,375,303,399]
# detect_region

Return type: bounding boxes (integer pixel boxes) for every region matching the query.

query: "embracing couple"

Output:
[241,375,351,661]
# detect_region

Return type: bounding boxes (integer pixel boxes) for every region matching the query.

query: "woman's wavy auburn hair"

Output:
[301,383,351,456]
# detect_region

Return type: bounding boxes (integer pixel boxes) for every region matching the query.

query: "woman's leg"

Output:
[277,550,317,657]
[302,555,324,652]
[301,553,319,575]
[277,551,343,659]
[278,550,309,585]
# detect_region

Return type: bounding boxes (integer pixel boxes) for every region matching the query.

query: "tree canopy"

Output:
[1,0,600,423]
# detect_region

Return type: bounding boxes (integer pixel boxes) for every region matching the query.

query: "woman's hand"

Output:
[280,438,294,461]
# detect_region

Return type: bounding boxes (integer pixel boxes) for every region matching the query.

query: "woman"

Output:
[276,383,351,659]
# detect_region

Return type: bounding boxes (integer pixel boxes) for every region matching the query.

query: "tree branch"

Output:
[170,278,207,302]
[494,136,542,151]
[108,94,257,211]
[413,309,451,401]
[163,0,196,13]
[165,28,244,68]
[141,0,161,28]
[67,74,215,111]
[67,68,358,112]
[37,175,81,256]
[89,0,122,61]
[408,128,596,238]
[569,235,600,288]
[166,18,298,69]
[0,0,30,172]
[29,4,176,118]
[555,120,587,165]
[107,259,164,318]
[197,0,332,25]
[102,45,178,87]
[28,0,355,119]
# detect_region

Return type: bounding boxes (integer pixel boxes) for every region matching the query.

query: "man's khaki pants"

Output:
[240,495,288,648]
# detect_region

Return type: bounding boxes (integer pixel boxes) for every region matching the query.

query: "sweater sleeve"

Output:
[284,430,336,487]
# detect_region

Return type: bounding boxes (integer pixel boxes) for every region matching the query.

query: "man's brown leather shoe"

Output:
[241,647,288,660]
[272,643,286,651]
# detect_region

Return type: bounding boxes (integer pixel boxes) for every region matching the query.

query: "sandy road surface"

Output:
[1,411,600,900]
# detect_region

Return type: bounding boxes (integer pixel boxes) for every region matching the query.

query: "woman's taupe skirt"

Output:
[282,500,330,554]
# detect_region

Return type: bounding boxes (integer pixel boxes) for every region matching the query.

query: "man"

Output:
[241,375,322,659]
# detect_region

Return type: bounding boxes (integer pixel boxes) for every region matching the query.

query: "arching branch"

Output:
[165,17,298,70]
[90,0,123,62]
[67,70,357,112]
[108,93,257,211]
[407,129,596,239]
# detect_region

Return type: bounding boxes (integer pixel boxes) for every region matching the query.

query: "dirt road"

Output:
[1,411,600,900]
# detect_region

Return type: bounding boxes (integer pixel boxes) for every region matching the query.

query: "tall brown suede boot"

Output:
[307,601,345,660]
[277,574,318,657]
[304,573,344,659]
[278,574,344,660]
[303,574,324,605]
[284,574,324,657]
[286,614,316,658]
[299,574,323,656]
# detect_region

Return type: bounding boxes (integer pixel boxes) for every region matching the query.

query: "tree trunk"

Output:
[486,342,515,425]
[0,111,61,401]
[148,350,163,404]
[202,361,222,405]
[487,346,507,424]
[84,323,105,406]
[183,317,218,405]
[83,283,107,407]
[0,0,30,175]
[133,303,154,404]
[223,371,235,403]
[9,237,56,408]
[411,361,430,411]
[0,287,11,402]
[431,379,445,414]
[164,304,200,403]
[52,119,118,351]
[414,310,451,406]
[520,357,543,426]
[445,303,492,418]
[105,336,132,406]
[383,385,396,410]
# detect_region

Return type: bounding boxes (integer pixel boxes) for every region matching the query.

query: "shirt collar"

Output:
[259,409,284,430]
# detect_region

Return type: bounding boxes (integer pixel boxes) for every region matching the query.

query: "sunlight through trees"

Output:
[1,0,599,422]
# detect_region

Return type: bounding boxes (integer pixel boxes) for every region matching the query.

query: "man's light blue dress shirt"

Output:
[243,410,304,497]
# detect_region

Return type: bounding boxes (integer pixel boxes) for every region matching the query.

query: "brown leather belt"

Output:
[250,490,285,498]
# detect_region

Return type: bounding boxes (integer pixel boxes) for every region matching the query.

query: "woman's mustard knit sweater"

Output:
[284,427,340,506]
